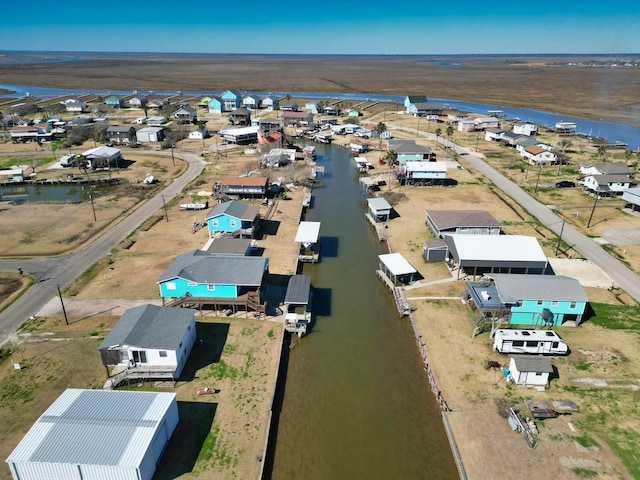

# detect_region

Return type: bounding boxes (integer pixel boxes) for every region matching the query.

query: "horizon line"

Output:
[1,50,639,57]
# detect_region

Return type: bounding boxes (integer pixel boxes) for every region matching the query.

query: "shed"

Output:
[81,146,122,169]
[378,253,417,285]
[136,126,165,143]
[6,389,178,480]
[508,355,554,388]
[423,239,448,262]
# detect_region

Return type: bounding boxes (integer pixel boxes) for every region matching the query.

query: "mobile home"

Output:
[493,329,568,355]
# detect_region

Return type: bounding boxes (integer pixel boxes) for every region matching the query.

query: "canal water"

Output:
[0,183,105,203]
[267,144,458,479]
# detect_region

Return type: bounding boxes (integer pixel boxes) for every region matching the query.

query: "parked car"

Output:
[555,180,576,188]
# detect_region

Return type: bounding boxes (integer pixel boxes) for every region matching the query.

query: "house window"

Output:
[570,301,577,309]
[230,219,237,227]
[133,350,147,364]
[166,282,176,291]
[159,351,167,358]
[207,285,216,291]
[188,281,197,286]
[536,300,543,306]
[212,219,219,227]
[551,301,558,306]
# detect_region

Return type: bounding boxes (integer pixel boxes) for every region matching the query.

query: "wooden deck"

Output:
[163,291,267,317]
[103,365,176,389]
[376,269,411,316]
[365,213,388,241]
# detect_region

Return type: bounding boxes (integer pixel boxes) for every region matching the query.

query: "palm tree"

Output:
[434,127,442,149]
[445,125,454,151]
[384,149,398,167]
[375,122,387,149]
[624,149,633,166]
[556,138,573,175]
[597,144,607,162]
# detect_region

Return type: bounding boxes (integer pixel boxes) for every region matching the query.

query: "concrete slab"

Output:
[547,258,613,288]
[601,226,640,246]
[37,298,162,317]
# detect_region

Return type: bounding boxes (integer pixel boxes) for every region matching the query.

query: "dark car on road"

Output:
[555,180,576,188]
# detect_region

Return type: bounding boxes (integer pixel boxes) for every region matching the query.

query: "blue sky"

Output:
[1,1,638,54]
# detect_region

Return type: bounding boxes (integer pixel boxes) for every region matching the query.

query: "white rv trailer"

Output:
[493,329,568,355]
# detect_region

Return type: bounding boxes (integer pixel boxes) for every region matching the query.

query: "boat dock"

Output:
[365,212,388,241]
[376,269,411,316]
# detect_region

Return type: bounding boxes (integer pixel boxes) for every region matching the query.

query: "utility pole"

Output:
[162,194,169,222]
[534,163,543,193]
[555,220,566,256]
[57,284,69,326]
[170,143,176,166]
[587,194,601,228]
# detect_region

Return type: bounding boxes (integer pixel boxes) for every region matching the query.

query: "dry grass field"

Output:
[1,53,640,127]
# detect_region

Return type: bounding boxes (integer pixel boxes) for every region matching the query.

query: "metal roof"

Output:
[205,238,251,255]
[284,275,311,305]
[367,197,392,212]
[7,389,176,467]
[157,251,267,286]
[379,253,417,276]
[98,304,195,351]
[405,161,447,172]
[488,274,588,303]
[295,221,321,244]
[444,235,547,265]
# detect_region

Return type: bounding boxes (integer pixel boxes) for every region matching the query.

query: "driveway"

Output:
[601,227,640,246]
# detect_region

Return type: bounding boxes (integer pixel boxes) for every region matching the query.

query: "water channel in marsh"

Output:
[265,143,459,479]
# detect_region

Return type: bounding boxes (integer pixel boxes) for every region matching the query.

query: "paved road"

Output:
[0,151,206,343]
[393,125,640,302]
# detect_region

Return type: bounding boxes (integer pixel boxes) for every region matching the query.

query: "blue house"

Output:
[206,200,260,238]
[157,250,268,301]
[208,96,224,114]
[221,90,242,111]
[467,274,588,326]
[391,141,434,165]
[404,95,428,112]
[105,95,125,108]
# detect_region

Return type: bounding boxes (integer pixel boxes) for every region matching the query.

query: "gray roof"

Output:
[205,238,251,255]
[590,174,636,185]
[98,304,195,351]
[206,200,259,221]
[580,162,632,175]
[157,250,267,286]
[489,274,588,303]
[394,143,432,154]
[511,355,554,373]
[106,125,135,133]
[515,137,540,147]
[6,388,176,467]
[231,107,251,115]
[501,131,525,141]
[367,197,392,212]
[406,95,428,103]
[427,210,501,231]
[284,274,311,305]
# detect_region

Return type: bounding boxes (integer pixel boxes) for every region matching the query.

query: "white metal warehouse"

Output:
[6,388,178,480]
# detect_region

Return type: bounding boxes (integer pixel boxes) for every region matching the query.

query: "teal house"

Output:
[467,274,588,326]
[105,95,125,108]
[157,250,268,300]
[207,96,224,114]
[206,200,260,238]
[221,90,242,111]
[404,95,428,112]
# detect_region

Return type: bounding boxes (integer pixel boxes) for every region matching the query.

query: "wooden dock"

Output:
[365,212,388,241]
[376,269,411,316]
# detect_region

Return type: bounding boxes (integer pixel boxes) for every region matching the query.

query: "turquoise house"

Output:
[206,200,260,238]
[157,250,268,300]
[221,90,242,111]
[467,274,588,326]
[404,95,428,112]
[208,96,224,114]
[105,95,125,108]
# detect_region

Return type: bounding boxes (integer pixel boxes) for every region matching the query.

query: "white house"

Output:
[622,187,640,210]
[6,388,179,480]
[62,99,86,113]
[582,174,637,195]
[521,145,557,166]
[136,126,165,143]
[98,304,197,382]
[81,145,122,169]
[578,162,632,177]
[189,126,209,140]
[513,123,538,136]
[402,161,447,186]
[508,355,554,388]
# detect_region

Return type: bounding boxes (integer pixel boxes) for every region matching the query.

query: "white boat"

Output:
[303,145,316,156]
[178,202,208,211]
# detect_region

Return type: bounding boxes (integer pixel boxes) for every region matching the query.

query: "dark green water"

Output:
[268,144,458,479]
